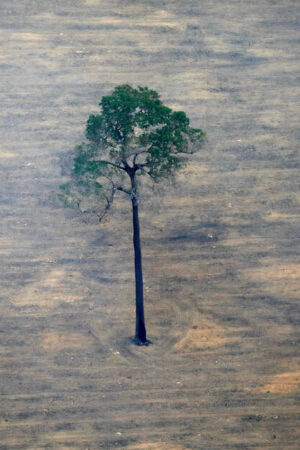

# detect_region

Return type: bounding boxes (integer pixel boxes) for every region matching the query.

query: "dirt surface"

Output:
[0,0,299,448]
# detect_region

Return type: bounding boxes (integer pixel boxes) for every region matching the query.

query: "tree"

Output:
[58,85,205,345]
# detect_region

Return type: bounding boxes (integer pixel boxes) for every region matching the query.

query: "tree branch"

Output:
[116,186,132,196]
[133,151,149,166]
[97,190,115,222]
[96,160,126,171]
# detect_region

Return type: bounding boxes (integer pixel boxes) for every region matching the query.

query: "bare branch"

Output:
[97,190,115,222]
[135,162,151,170]
[133,151,149,166]
[96,160,126,171]
[116,186,132,196]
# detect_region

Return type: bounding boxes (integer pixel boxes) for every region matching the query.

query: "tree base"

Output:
[132,336,152,346]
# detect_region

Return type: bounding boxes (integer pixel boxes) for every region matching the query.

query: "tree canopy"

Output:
[59,84,204,219]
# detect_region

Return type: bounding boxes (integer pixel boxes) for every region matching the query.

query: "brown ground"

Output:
[0,0,299,448]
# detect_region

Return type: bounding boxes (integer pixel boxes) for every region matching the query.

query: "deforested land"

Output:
[0,1,299,448]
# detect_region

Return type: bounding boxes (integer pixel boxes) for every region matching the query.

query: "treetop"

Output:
[58,84,205,219]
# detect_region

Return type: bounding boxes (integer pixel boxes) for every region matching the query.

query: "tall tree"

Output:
[58,85,204,345]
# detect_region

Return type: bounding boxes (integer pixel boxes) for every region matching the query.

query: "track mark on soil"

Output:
[11,269,86,309]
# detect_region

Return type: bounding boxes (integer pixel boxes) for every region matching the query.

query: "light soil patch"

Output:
[11,269,85,309]
[46,426,94,445]
[248,47,288,58]
[0,236,13,249]
[76,16,124,25]
[84,0,101,5]
[0,150,16,158]
[245,259,300,299]
[254,370,300,394]
[127,443,187,450]
[10,32,46,41]
[138,9,184,30]
[11,33,45,41]
[174,315,232,352]
[40,331,91,352]
[265,211,300,222]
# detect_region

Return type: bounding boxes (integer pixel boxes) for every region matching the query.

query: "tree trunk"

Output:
[130,176,147,344]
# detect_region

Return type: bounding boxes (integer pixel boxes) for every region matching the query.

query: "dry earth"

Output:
[0,0,299,448]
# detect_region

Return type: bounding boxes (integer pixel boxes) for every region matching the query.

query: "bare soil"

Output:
[0,0,299,448]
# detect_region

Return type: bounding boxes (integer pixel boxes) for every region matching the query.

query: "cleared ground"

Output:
[0,0,299,448]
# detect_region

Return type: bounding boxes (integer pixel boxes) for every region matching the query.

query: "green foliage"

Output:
[85,85,204,172]
[58,84,205,218]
